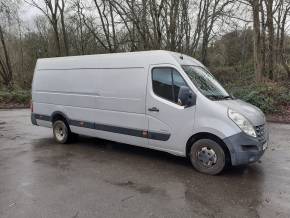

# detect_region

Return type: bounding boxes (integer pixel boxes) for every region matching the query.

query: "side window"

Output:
[152,67,188,104]
[152,68,173,102]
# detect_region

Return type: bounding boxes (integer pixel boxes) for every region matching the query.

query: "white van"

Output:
[31,50,268,175]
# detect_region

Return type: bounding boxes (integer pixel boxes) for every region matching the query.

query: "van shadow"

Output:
[31,135,262,177]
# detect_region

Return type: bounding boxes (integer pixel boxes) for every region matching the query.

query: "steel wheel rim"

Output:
[55,123,66,141]
[196,146,218,167]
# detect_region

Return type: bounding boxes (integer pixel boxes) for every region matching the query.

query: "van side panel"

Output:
[33,69,97,108]
[33,68,146,113]
[95,68,146,113]
[32,67,148,146]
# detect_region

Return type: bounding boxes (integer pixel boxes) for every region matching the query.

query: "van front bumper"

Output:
[223,131,268,166]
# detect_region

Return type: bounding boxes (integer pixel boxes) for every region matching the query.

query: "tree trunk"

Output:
[51,20,61,56]
[0,24,13,88]
[279,6,290,79]
[59,0,69,56]
[201,0,209,65]
[266,0,274,80]
[260,0,266,77]
[252,0,263,82]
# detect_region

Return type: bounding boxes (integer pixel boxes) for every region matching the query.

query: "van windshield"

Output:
[182,65,232,101]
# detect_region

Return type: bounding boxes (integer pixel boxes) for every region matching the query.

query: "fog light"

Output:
[249,156,256,162]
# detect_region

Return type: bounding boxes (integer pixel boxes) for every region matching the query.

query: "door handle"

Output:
[148,107,159,112]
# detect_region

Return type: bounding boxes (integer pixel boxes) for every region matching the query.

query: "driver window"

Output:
[152,67,188,104]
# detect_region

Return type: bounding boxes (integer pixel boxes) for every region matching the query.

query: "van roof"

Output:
[36,50,204,70]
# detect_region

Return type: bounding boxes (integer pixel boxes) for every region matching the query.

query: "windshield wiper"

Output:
[220,95,234,100]
[206,95,233,100]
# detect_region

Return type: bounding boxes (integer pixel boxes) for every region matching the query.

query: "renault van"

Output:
[31,50,268,175]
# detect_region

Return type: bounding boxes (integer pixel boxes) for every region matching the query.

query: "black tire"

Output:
[53,120,77,144]
[189,139,226,175]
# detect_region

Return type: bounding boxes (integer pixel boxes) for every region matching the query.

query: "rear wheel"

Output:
[189,139,226,175]
[53,120,76,144]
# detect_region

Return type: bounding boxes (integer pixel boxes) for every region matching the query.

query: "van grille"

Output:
[255,124,266,142]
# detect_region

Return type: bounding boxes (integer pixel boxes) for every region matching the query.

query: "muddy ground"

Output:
[0,109,290,218]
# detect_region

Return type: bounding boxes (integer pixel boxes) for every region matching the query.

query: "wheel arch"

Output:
[186,132,232,165]
[51,111,70,124]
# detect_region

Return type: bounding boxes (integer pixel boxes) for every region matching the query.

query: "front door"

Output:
[146,64,196,154]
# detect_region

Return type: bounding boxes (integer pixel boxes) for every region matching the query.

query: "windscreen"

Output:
[182,65,231,100]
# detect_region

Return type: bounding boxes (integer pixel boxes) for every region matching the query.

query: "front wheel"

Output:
[189,139,226,175]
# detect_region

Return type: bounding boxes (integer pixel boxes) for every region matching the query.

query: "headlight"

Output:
[228,108,256,137]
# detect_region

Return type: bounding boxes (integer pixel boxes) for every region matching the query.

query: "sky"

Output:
[19,1,42,27]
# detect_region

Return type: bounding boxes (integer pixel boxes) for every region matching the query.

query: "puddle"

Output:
[106,179,167,196]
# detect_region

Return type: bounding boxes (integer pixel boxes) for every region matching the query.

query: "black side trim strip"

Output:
[148,132,171,141]
[95,123,144,138]
[69,119,95,129]
[33,113,170,141]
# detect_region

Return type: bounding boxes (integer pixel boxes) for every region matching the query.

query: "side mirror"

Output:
[178,86,196,107]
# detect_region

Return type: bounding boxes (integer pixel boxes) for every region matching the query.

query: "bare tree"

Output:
[26,0,61,56]
[70,0,86,55]
[265,0,275,79]
[1,0,290,89]
[148,0,166,49]
[276,0,290,79]
[0,0,18,88]
[190,0,234,65]
[246,0,263,82]
[260,0,266,76]
[58,0,69,55]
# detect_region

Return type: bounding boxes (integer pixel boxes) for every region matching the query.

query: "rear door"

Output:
[146,64,196,154]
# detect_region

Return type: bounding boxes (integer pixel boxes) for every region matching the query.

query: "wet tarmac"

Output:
[0,109,290,218]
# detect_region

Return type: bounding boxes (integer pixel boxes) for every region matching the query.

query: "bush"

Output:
[0,88,31,105]
[227,82,290,114]
[211,63,254,85]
